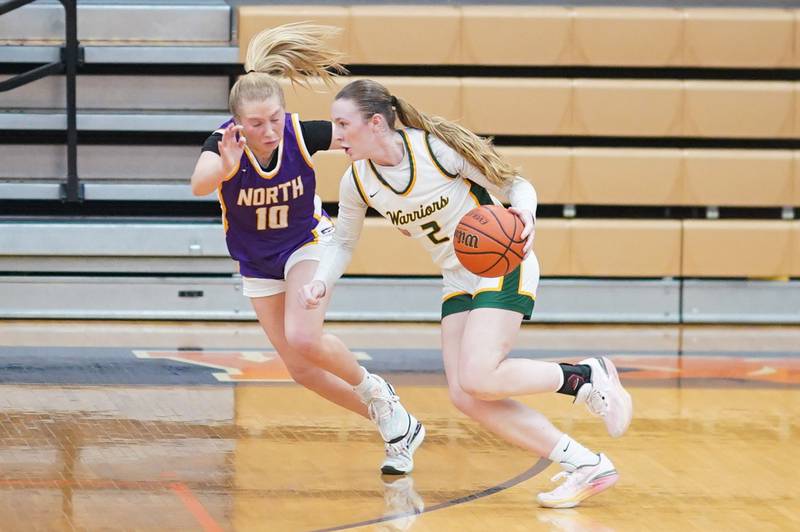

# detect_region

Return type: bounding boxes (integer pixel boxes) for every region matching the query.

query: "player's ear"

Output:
[370,113,384,130]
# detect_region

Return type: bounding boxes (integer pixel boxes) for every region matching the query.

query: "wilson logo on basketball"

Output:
[468,212,489,224]
[454,229,479,249]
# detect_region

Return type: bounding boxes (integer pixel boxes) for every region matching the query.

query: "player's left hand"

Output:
[508,207,535,258]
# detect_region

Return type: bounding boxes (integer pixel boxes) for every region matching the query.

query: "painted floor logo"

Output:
[133,350,371,382]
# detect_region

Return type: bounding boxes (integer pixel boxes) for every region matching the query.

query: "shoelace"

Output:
[585,388,609,417]
[368,394,399,424]
[548,467,588,494]
[385,439,410,458]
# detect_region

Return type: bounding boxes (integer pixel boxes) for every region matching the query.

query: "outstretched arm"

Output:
[298,170,368,309]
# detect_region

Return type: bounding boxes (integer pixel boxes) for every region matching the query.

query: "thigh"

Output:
[250,293,291,354]
[283,259,331,339]
[441,311,470,389]
[460,307,524,373]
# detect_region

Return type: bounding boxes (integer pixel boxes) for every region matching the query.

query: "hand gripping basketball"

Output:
[454,205,528,278]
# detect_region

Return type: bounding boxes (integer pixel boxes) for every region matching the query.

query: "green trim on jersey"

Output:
[351,164,371,207]
[440,266,535,320]
[468,180,494,206]
[424,132,458,178]
[368,130,416,196]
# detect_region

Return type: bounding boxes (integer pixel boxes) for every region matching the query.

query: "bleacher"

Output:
[1,1,799,323]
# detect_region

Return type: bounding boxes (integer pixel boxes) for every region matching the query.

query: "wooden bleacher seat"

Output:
[683,220,793,277]
[311,151,350,202]
[349,6,460,65]
[258,78,796,140]
[571,148,683,206]
[533,219,571,276]
[683,150,793,207]
[684,81,795,139]
[461,6,571,65]
[684,8,794,68]
[461,78,571,136]
[570,220,682,277]
[236,5,800,68]
[572,80,682,137]
[571,7,683,66]
[793,221,800,276]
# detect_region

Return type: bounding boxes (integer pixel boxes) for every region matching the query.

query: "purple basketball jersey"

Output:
[217,113,323,279]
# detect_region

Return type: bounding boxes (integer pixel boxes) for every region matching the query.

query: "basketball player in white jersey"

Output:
[299,79,633,508]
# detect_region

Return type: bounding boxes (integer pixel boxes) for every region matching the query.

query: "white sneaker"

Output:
[364,375,426,474]
[576,356,633,438]
[366,375,413,442]
[381,415,425,475]
[376,476,425,531]
[537,453,618,509]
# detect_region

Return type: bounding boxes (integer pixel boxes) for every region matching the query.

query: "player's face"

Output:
[237,96,285,156]
[331,97,379,161]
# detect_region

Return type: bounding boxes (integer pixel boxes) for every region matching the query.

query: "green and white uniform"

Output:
[313,127,540,319]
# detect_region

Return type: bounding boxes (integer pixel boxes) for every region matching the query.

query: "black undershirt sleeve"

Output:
[299,120,333,156]
[201,133,222,155]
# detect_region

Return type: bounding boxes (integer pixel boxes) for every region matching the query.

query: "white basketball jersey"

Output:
[350,128,499,270]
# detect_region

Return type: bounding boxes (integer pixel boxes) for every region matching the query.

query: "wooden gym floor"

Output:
[0,320,797,531]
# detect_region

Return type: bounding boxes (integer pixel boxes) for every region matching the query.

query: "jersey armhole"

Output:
[291,113,315,169]
[425,132,458,179]
[351,164,371,208]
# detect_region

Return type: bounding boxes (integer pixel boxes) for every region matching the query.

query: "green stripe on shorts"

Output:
[441,266,535,320]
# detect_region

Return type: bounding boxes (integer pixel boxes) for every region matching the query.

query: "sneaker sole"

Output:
[381,422,426,475]
[537,470,619,509]
[598,356,633,438]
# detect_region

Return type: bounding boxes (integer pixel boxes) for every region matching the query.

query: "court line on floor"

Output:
[311,458,551,532]
[169,482,224,532]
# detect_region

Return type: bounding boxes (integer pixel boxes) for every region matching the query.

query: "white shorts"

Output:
[441,252,540,319]
[242,218,334,299]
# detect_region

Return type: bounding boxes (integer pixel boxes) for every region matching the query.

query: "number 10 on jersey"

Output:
[255,205,289,230]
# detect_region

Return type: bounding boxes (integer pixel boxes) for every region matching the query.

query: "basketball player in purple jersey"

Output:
[300,79,633,507]
[190,24,424,474]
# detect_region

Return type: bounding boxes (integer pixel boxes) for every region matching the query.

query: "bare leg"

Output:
[458,308,564,400]
[442,311,562,457]
[251,291,368,418]
[282,260,365,386]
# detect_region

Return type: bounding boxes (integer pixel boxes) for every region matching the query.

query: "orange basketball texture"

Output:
[453,205,526,277]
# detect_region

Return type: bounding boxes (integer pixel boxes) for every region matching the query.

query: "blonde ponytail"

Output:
[393,96,516,187]
[335,79,516,187]
[231,22,347,116]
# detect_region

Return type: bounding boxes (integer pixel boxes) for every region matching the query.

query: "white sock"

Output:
[548,434,598,470]
[353,367,374,403]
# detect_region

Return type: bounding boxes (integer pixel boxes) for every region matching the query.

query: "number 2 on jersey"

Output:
[421,221,450,244]
[256,205,289,230]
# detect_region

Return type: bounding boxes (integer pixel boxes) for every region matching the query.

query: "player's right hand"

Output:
[218,123,246,176]
[298,280,327,310]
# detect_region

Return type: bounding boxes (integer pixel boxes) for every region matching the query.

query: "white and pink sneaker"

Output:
[537,453,619,509]
[576,356,633,438]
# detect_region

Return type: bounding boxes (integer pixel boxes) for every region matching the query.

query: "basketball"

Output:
[453,205,526,277]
